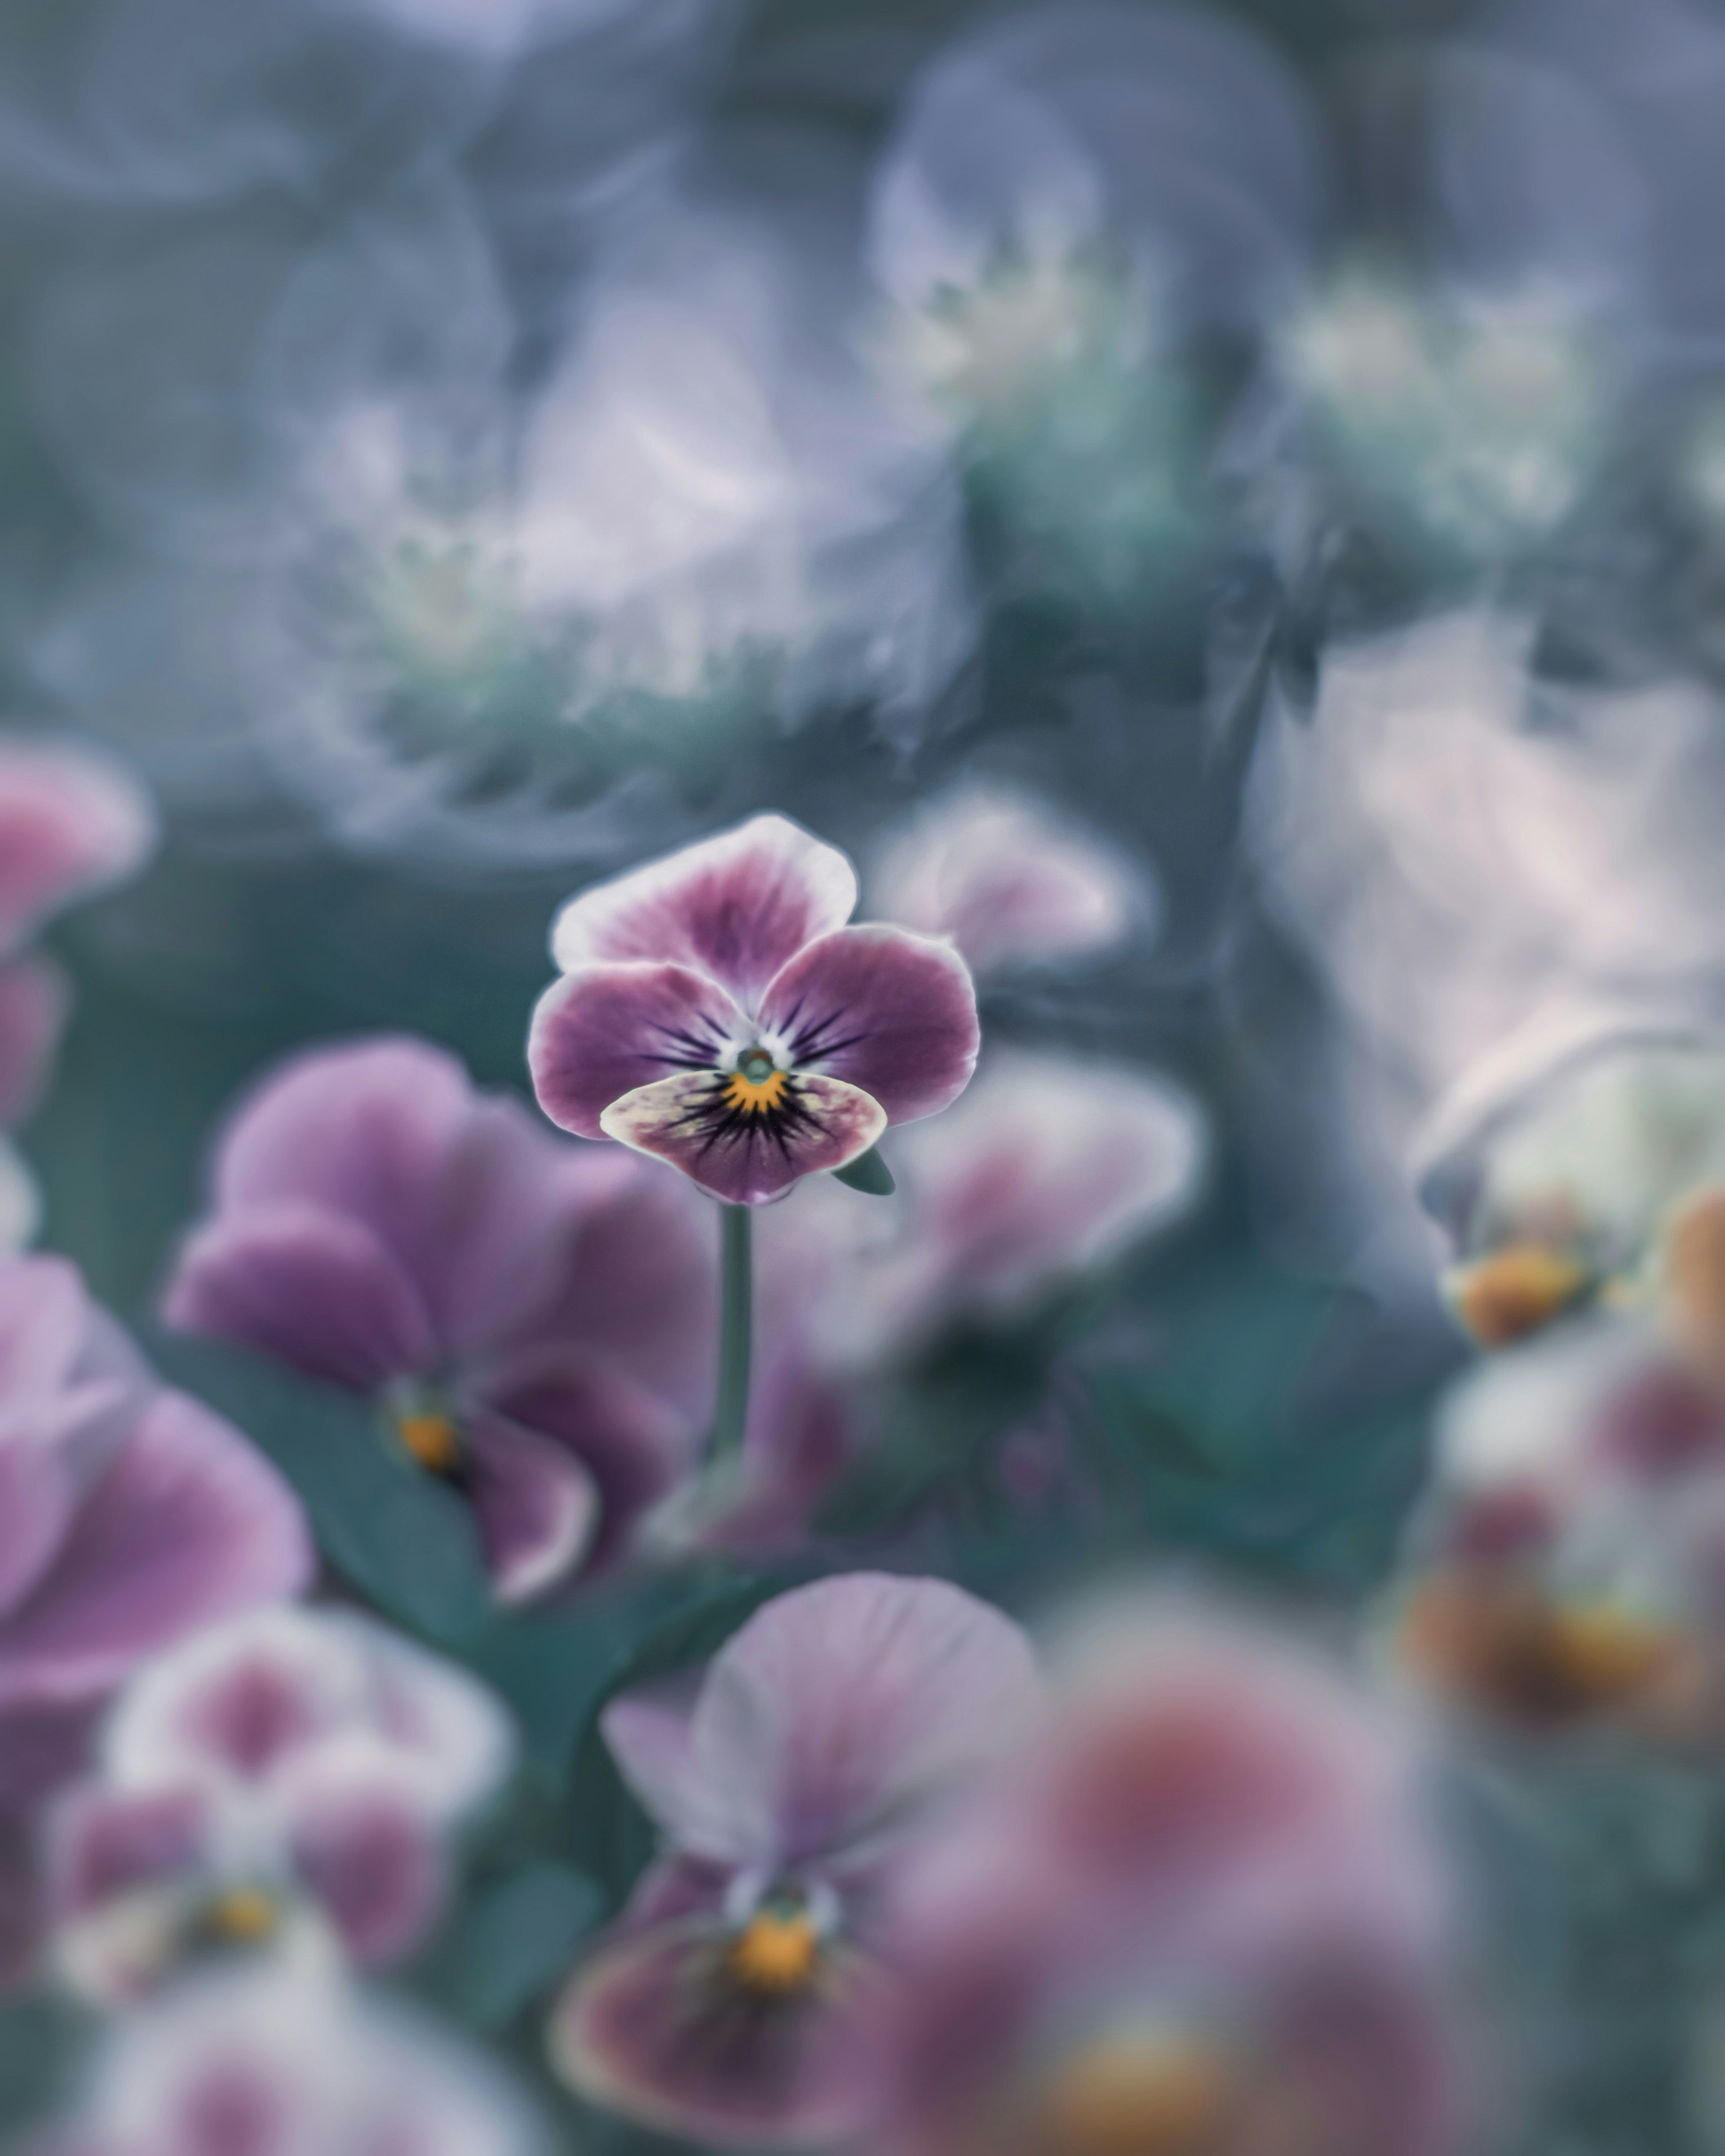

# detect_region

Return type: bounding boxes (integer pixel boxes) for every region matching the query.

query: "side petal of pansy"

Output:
[550,813,859,1010]
[601,1072,888,1207]
[551,1914,886,2151]
[528,963,752,1142]
[460,1410,601,1608]
[756,926,979,1125]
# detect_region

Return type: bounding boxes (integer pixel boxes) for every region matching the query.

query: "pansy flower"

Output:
[164,1036,712,1605]
[528,814,980,1205]
[548,1573,1039,2147]
[0,1256,312,1989]
[45,1604,513,2001]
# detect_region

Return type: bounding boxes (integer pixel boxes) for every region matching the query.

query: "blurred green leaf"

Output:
[427,1860,604,2031]
[150,1333,492,1650]
[831,1146,895,1195]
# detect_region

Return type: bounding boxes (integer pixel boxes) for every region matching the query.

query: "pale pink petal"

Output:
[463,1411,599,1605]
[0,1255,98,1406]
[0,741,155,953]
[0,956,68,1127]
[550,814,858,1010]
[600,1071,886,1206]
[163,1203,437,1390]
[0,1392,312,1710]
[527,962,748,1142]
[758,927,979,1126]
[550,1917,882,2149]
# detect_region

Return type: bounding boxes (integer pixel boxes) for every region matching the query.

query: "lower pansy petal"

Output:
[600,1073,886,1206]
[758,927,979,1126]
[464,1412,600,1605]
[550,1917,883,2149]
[528,963,748,1142]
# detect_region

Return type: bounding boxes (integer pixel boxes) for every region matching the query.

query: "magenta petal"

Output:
[0,1392,312,1710]
[550,814,859,1011]
[759,927,979,1126]
[0,956,68,1128]
[463,1412,599,1605]
[48,1785,210,1919]
[550,1917,883,2149]
[0,742,155,952]
[527,963,748,1142]
[601,1073,887,1206]
[163,1203,437,1391]
[288,1772,445,1966]
[0,1432,80,1627]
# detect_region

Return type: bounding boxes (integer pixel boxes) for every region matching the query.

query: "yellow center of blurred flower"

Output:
[721,1050,791,1117]
[727,1909,822,1997]
[1663,1185,1725,1382]
[1401,1576,1675,1724]
[204,1888,280,1944]
[1031,2033,1236,2156]
[1444,1244,1590,1348]
[398,1411,463,1476]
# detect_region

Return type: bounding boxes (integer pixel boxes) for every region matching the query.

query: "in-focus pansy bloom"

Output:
[0,1256,312,1989]
[1389,1314,1725,1747]
[529,815,980,1205]
[549,1573,1039,2147]
[164,1036,712,1605]
[867,783,1154,980]
[869,1600,1468,2156]
[24,1960,550,2156]
[45,1605,513,2001]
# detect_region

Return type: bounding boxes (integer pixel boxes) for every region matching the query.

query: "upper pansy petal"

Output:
[549,1917,883,2150]
[669,1575,1040,1873]
[550,814,858,1010]
[529,963,748,1142]
[759,927,979,1126]
[163,1202,438,1391]
[0,1392,312,1710]
[601,1072,886,1207]
[0,741,155,953]
[462,1411,600,1606]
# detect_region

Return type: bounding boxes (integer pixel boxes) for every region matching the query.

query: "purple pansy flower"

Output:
[24,1961,550,2156]
[868,1601,1468,2156]
[0,1255,312,1990]
[528,814,981,1205]
[548,1573,1040,2148]
[46,1604,514,2001]
[164,1036,713,1605]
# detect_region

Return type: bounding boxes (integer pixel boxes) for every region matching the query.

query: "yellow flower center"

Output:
[1444,1243,1590,1348]
[726,1908,822,1997]
[1031,2033,1237,2156]
[1401,1575,1675,1722]
[203,1888,280,1944]
[721,1048,791,1117]
[398,1411,463,1476]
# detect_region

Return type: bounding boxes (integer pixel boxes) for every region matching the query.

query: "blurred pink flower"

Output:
[528,813,980,1205]
[25,1961,549,2156]
[45,1604,513,2000]
[0,1255,311,1989]
[868,1602,1468,2156]
[868,782,1153,978]
[164,1035,713,1604]
[548,1573,1039,2147]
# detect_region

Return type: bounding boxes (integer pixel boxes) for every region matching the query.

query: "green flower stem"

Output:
[711,1202,754,1460]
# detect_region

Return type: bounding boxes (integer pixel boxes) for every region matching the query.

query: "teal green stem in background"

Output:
[710,1203,753,1460]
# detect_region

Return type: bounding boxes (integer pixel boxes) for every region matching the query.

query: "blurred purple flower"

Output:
[868,783,1154,979]
[46,1604,513,2000]
[548,1573,1039,2147]
[529,814,979,1206]
[0,1255,312,1990]
[164,1035,713,1604]
[868,1601,1468,2156]
[26,1961,550,2156]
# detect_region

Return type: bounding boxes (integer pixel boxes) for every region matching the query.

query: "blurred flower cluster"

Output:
[5,0,1725,2152]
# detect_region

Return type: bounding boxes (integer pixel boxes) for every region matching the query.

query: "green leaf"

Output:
[832,1145,895,1195]
[429,1861,604,2030]
[150,1333,492,1649]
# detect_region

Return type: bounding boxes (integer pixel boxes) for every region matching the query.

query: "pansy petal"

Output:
[550,814,859,1010]
[759,927,979,1126]
[550,1917,882,2149]
[0,956,68,1128]
[527,963,748,1142]
[463,1411,599,1605]
[163,1202,437,1390]
[288,1766,446,1966]
[0,1429,81,1626]
[601,1072,887,1207]
[0,742,155,952]
[47,1784,210,1919]
[0,1254,98,1407]
[0,1392,312,1710]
